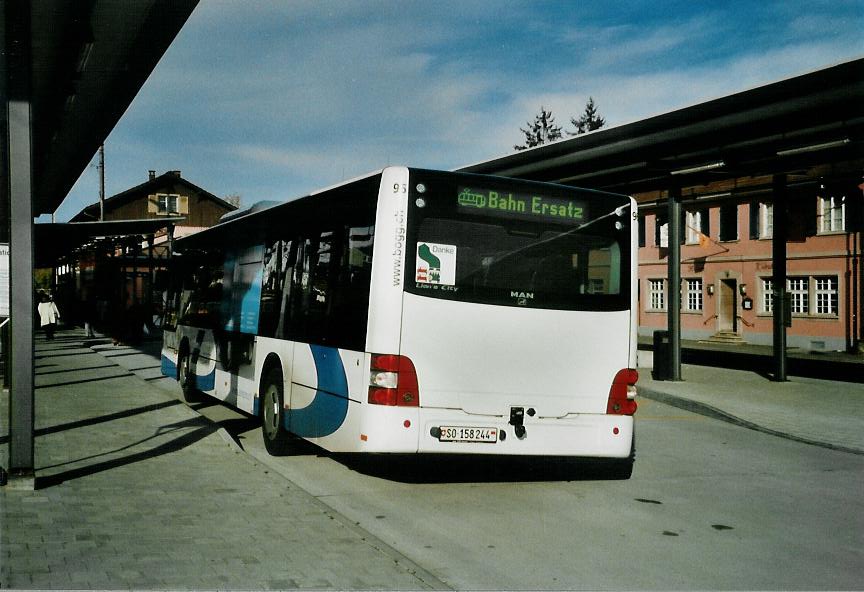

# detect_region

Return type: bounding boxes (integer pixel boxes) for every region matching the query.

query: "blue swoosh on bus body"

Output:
[161,354,176,378]
[160,355,216,391]
[286,344,349,438]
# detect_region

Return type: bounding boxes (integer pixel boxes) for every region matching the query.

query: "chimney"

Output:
[148,170,156,181]
[168,170,181,177]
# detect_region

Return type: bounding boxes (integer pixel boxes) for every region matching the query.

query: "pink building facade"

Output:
[638,178,863,352]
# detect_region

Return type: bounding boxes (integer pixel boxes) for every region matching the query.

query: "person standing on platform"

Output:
[37,293,61,340]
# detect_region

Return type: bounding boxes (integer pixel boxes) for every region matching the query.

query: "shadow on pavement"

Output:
[35,371,135,389]
[645,343,864,383]
[35,363,118,376]
[33,400,184,438]
[35,418,218,489]
[330,453,633,483]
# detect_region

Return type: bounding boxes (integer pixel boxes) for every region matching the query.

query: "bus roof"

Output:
[174,166,631,249]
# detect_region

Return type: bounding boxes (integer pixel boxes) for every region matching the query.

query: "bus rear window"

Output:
[406,214,629,311]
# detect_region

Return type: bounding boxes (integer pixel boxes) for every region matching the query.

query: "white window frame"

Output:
[760,275,840,318]
[684,278,703,311]
[156,193,180,214]
[648,279,665,311]
[685,211,702,245]
[684,278,704,312]
[760,202,773,239]
[761,278,774,313]
[818,194,845,234]
[788,277,809,315]
[814,276,838,316]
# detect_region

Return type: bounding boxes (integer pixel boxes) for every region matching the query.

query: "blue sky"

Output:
[50,0,864,221]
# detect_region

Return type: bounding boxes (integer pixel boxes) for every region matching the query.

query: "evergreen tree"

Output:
[514,106,563,151]
[568,96,606,136]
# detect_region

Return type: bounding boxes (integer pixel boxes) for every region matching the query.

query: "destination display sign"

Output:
[457,186,587,223]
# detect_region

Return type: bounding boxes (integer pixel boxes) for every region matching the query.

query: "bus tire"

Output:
[261,365,291,455]
[177,347,202,403]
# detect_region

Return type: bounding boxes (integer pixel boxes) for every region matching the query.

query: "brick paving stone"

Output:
[2,331,448,590]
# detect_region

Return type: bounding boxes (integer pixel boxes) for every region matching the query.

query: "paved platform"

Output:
[2,328,863,588]
[638,363,864,455]
[0,330,447,590]
[636,346,864,455]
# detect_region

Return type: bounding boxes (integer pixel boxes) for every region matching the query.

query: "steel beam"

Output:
[772,175,788,381]
[667,182,682,380]
[7,100,35,480]
[5,0,36,485]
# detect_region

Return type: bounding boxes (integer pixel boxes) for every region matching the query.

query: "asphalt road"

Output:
[175,387,863,590]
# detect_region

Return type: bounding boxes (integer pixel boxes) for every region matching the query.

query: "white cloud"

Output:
[55,1,864,220]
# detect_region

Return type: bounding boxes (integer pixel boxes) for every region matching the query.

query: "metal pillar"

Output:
[147,234,154,310]
[772,175,788,381]
[5,0,35,483]
[667,182,682,380]
[0,0,8,483]
[8,99,35,480]
[99,144,105,221]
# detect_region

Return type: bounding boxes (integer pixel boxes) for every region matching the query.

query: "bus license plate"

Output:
[439,426,497,443]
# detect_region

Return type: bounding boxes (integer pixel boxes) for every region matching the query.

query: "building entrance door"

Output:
[718,279,738,332]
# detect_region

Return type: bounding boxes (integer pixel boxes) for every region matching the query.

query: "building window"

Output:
[149,193,188,216]
[818,194,845,233]
[655,213,668,248]
[760,203,773,239]
[157,193,179,214]
[684,211,701,244]
[814,276,838,315]
[648,279,665,310]
[788,277,809,314]
[684,278,703,311]
[761,278,773,313]
[760,276,838,317]
[719,204,738,241]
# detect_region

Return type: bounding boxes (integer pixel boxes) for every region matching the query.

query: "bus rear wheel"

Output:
[261,366,291,455]
[178,348,202,403]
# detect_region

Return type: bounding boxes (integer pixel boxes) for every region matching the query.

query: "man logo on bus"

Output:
[416,243,441,283]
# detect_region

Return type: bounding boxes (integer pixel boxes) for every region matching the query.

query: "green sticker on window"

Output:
[416,242,457,285]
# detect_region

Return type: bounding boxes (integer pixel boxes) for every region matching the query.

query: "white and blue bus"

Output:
[161,167,638,475]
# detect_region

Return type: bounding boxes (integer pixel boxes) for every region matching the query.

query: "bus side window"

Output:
[179,253,224,329]
[308,231,335,337]
[328,224,374,350]
[279,223,374,351]
[259,239,281,337]
[286,237,313,342]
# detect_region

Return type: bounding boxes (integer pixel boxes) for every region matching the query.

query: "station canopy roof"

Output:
[459,58,864,196]
[20,0,198,216]
[34,218,184,268]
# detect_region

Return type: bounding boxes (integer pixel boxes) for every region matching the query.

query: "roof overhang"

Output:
[35,218,184,267]
[459,58,864,194]
[18,0,199,215]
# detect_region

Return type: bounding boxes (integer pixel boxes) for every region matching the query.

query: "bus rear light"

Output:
[607,368,638,415]
[370,370,398,389]
[368,354,419,407]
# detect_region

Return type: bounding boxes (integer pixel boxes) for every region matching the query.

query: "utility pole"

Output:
[98,144,105,221]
